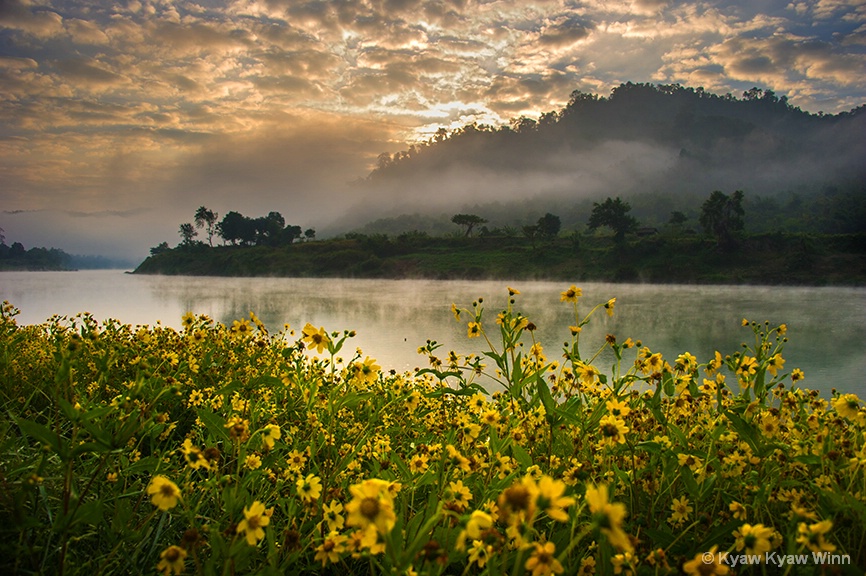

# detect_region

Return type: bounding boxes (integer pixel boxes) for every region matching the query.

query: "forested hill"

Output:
[341,83,865,233]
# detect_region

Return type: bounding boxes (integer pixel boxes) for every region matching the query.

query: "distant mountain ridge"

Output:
[336,83,865,235]
[369,82,865,180]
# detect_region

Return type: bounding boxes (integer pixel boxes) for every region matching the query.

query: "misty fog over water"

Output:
[2,270,863,397]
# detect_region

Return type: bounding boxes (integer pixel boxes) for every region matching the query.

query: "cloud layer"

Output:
[0,0,864,258]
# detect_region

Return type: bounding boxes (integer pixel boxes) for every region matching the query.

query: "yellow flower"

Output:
[157,545,187,576]
[675,352,697,372]
[180,439,210,470]
[446,479,473,509]
[225,416,250,442]
[683,545,729,575]
[466,509,493,539]
[345,478,397,537]
[669,496,692,525]
[467,322,482,338]
[796,520,836,553]
[451,303,461,321]
[508,286,520,296]
[605,398,631,418]
[301,323,330,354]
[736,356,758,380]
[604,297,616,317]
[561,285,582,302]
[286,449,307,470]
[536,475,575,522]
[261,424,281,450]
[231,318,252,337]
[833,393,860,420]
[468,539,494,568]
[729,501,746,520]
[237,501,271,546]
[314,531,347,566]
[322,500,345,532]
[498,475,539,526]
[181,311,196,329]
[351,356,381,384]
[586,484,632,552]
[765,353,785,377]
[599,414,629,446]
[578,556,596,574]
[576,361,599,386]
[147,475,182,511]
[759,412,780,438]
[297,473,323,503]
[611,552,636,575]
[244,453,262,470]
[733,523,773,558]
[525,541,564,576]
[457,509,493,551]
[791,368,804,382]
[408,452,430,474]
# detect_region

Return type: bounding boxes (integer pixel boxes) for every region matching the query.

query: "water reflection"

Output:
[2,271,863,396]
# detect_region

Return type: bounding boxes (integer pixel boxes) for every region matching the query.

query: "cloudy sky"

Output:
[1,0,864,260]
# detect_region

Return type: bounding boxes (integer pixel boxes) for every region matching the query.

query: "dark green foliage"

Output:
[587,197,638,241]
[0,241,72,271]
[450,214,488,237]
[133,232,866,285]
[536,213,561,240]
[700,190,745,250]
[178,222,197,245]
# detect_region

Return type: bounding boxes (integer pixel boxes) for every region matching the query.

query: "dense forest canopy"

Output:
[335,83,865,237]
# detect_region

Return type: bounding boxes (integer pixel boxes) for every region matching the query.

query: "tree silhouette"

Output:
[179,223,197,245]
[451,214,488,237]
[217,211,248,245]
[700,190,745,250]
[669,211,688,226]
[587,197,638,242]
[254,211,285,245]
[194,206,219,246]
[536,213,561,240]
[522,224,539,249]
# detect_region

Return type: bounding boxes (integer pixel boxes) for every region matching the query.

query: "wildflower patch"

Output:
[0,291,863,575]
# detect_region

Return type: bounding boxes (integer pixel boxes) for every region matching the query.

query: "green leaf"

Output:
[536,376,557,424]
[425,383,486,398]
[415,368,463,380]
[635,441,662,454]
[666,422,690,449]
[663,372,675,396]
[72,441,112,457]
[196,409,230,442]
[511,443,532,468]
[679,466,700,499]
[71,499,104,528]
[58,397,79,422]
[723,411,760,453]
[16,417,64,456]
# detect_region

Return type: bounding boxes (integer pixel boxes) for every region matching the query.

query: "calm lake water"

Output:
[1,270,864,397]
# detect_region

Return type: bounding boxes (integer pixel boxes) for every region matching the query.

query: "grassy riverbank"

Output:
[134,232,866,285]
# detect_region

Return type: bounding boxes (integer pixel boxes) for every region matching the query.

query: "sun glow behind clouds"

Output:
[0,0,864,258]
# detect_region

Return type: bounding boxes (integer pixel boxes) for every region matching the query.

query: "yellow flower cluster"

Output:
[0,291,861,576]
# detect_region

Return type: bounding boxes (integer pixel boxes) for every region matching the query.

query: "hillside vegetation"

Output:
[137,83,866,284]
[134,232,866,285]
